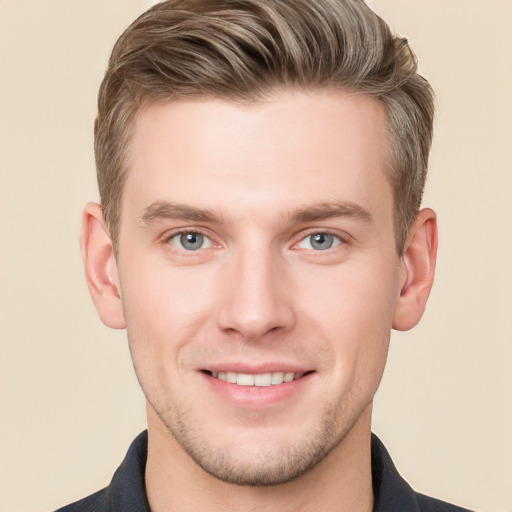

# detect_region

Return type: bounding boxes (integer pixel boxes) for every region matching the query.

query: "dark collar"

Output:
[103,430,150,511]
[371,433,422,510]
[56,431,471,511]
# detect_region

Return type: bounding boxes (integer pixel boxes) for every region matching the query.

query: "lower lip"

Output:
[201,372,314,408]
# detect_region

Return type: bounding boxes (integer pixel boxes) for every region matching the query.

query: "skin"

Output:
[81,89,437,512]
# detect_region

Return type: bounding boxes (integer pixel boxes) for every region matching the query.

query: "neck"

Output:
[145,404,374,512]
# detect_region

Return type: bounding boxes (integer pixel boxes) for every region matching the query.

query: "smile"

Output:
[204,371,307,387]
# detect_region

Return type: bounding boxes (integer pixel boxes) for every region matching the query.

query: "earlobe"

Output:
[80,202,126,329]
[392,208,438,331]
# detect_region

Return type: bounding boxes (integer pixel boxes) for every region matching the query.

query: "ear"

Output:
[80,202,126,329]
[392,208,438,331]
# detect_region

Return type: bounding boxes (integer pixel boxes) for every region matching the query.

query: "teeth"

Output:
[226,371,237,384]
[236,373,254,386]
[213,371,305,387]
[254,373,272,386]
[284,372,294,382]
[271,372,284,384]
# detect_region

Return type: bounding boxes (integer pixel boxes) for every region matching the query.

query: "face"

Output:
[116,90,402,485]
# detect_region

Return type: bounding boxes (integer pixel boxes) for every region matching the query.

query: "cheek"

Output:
[295,258,398,373]
[119,259,219,370]
[121,256,216,321]
[299,257,398,323]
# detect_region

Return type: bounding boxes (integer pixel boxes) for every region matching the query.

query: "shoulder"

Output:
[53,431,149,512]
[54,488,108,512]
[415,492,475,512]
[371,433,475,512]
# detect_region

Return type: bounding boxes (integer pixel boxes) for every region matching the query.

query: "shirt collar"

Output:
[104,431,422,511]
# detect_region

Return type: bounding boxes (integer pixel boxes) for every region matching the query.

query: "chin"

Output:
[158,397,363,487]
[179,432,335,487]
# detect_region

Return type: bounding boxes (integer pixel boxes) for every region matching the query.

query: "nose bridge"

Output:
[217,240,294,340]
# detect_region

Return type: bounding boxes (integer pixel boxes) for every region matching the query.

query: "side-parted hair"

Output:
[95,0,434,254]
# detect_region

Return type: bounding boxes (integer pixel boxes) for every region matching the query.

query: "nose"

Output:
[216,245,296,341]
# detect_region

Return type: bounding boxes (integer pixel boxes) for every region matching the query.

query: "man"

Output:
[57,0,472,510]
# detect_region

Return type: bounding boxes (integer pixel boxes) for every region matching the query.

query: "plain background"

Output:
[1,1,511,511]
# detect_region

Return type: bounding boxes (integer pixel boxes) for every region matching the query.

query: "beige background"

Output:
[1,1,511,511]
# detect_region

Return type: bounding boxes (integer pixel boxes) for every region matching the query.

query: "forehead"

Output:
[123,89,391,224]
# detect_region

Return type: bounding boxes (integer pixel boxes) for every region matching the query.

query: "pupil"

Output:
[311,233,333,250]
[181,232,203,250]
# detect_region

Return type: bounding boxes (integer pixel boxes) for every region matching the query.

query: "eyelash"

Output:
[167,230,216,252]
[165,229,346,253]
[294,232,343,251]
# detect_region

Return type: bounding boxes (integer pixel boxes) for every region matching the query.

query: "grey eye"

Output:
[310,233,335,250]
[170,232,212,251]
[297,232,341,251]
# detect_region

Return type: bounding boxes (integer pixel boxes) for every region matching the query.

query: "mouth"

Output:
[202,370,313,387]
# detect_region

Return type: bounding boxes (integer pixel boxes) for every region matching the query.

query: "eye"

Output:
[297,232,341,251]
[169,232,213,251]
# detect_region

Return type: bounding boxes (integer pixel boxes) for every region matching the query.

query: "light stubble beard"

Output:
[151,390,368,487]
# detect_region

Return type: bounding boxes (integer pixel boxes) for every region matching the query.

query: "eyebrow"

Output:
[290,201,373,223]
[140,199,373,226]
[140,201,223,224]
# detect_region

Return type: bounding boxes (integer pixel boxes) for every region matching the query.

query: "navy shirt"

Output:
[56,431,473,511]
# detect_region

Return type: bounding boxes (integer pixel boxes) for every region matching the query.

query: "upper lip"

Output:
[200,363,313,374]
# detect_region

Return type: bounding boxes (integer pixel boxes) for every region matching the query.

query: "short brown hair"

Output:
[95,0,434,254]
